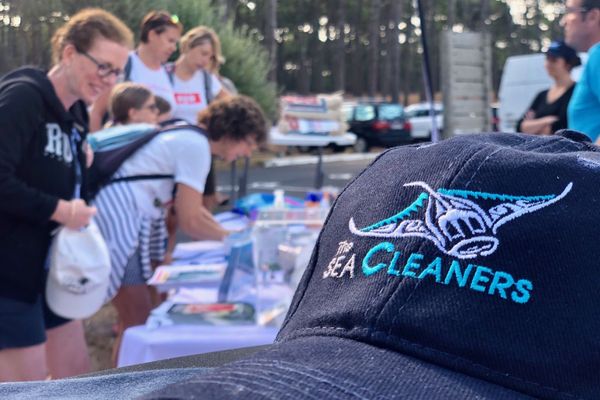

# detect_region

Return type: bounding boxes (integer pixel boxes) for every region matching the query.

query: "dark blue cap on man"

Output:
[146,131,600,399]
[546,40,582,67]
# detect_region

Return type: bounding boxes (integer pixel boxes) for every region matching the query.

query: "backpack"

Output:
[87,121,207,199]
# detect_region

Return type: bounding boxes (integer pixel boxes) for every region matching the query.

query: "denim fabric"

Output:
[0,368,209,400]
[143,337,535,400]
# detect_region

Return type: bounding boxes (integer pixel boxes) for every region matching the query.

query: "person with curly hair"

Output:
[94,95,267,364]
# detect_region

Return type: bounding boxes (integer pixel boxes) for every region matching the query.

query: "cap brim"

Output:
[145,336,534,399]
[45,277,108,320]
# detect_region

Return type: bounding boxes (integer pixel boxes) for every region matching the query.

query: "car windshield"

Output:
[378,104,403,120]
[342,104,355,121]
[354,105,376,121]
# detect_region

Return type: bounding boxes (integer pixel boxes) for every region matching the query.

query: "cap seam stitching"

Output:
[281,327,580,399]
[224,360,374,399]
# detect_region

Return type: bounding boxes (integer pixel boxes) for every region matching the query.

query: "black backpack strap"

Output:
[124,55,133,81]
[203,69,213,104]
[164,62,175,86]
[109,174,174,184]
[89,123,209,199]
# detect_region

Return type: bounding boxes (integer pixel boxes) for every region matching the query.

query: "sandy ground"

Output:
[84,304,118,371]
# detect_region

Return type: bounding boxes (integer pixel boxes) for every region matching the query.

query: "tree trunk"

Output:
[310,30,323,93]
[479,0,489,32]
[298,33,311,94]
[448,0,456,29]
[400,2,413,105]
[349,0,364,95]
[367,0,381,98]
[221,0,238,23]
[389,0,401,103]
[333,0,346,92]
[264,0,278,82]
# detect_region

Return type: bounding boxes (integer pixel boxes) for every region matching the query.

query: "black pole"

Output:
[416,0,439,142]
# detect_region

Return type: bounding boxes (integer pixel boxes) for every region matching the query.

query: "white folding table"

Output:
[118,324,278,367]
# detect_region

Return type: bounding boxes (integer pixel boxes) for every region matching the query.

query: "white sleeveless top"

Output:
[128,52,177,111]
[172,70,222,124]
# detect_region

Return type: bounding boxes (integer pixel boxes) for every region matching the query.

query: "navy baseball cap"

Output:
[546,40,582,67]
[146,132,600,399]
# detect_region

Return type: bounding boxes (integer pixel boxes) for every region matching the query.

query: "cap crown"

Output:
[49,222,110,294]
[279,133,600,398]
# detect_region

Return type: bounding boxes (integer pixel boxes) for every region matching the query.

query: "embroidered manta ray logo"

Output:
[349,181,572,259]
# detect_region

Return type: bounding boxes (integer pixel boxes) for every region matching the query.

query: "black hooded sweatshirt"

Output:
[0,67,89,303]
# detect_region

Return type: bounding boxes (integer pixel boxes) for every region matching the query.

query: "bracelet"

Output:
[68,201,75,224]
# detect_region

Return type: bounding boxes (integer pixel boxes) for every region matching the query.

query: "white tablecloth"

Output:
[118,324,279,367]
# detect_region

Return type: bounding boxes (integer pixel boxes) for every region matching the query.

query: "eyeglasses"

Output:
[557,5,591,16]
[146,13,181,31]
[76,47,124,80]
[142,103,159,113]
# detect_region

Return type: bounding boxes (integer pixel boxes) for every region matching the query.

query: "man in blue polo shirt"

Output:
[562,0,600,142]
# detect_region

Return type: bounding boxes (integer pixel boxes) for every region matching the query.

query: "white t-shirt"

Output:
[128,52,177,112]
[115,129,211,218]
[172,70,222,124]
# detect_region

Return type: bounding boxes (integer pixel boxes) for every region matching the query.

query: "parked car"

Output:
[347,102,412,152]
[404,102,499,136]
[404,102,443,140]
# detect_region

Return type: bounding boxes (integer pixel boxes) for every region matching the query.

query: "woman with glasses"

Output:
[108,82,161,126]
[516,41,581,135]
[94,94,267,365]
[0,9,132,381]
[89,10,183,132]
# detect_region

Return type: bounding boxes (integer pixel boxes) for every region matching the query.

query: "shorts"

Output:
[0,294,71,350]
[121,249,145,287]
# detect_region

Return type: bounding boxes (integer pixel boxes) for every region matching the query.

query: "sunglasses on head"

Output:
[147,13,180,31]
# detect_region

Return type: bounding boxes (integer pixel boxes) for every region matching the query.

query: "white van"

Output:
[498,53,585,132]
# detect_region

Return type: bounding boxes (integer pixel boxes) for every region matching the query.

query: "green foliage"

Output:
[0,0,277,119]
[153,0,278,118]
[0,0,573,104]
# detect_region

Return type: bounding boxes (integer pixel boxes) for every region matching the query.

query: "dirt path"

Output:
[84,304,117,371]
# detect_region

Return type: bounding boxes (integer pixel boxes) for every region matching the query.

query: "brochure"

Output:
[166,301,256,325]
[147,263,226,290]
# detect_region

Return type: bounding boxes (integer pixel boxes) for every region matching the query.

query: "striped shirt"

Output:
[94,180,167,301]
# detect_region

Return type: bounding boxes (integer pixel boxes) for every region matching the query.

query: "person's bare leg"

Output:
[45,320,91,379]
[111,284,153,366]
[0,344,47,382]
